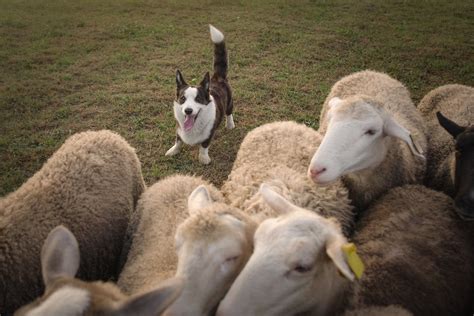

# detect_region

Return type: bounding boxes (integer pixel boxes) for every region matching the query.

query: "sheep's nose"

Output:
[309,166,327,178]
[184,108,193,115]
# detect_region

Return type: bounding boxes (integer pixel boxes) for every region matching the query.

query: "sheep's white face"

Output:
[216,184,354,316]
[309,97,387,184]
[308,97,423,185]
[165,186,253,316]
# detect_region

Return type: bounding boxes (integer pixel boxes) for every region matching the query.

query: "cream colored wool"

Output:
[117,175,224,294]
[222,121,354,235]
[346,185,474,315]
[417,84,474,195]
[318,70,427,211]
[0,130,145,314]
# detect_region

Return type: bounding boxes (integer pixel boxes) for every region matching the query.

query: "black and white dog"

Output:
[165,25,234,164]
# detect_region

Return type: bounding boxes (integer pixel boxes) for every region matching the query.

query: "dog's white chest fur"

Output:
[173,89,216,146]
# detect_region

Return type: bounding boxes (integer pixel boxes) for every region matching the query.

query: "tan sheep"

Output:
[309,70,427,211]
[218,185,474,315]
[0,130,145,314]
[417,84,474,218]
[222,121,354,235]
[117,175,257,316]
[15,226,183,316]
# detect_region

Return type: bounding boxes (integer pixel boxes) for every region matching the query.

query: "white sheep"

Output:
[309,70,427,211]
[14,225,183,316]
[117,175,257,316]
[417,84,474,218]
[217,184,474,316]
[222,121,354,234]
[0,130,145,314]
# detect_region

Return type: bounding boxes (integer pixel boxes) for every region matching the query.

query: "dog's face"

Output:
[174,70,211,132]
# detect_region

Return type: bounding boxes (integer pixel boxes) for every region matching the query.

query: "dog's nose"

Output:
[184,108,193,115]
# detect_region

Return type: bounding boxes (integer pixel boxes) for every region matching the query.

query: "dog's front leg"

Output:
[199,145,211,165]
[165,135,183,156]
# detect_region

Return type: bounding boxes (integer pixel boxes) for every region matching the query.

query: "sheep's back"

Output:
[417,84,474,193]
[350,185,474,315]
[0,130,145,314]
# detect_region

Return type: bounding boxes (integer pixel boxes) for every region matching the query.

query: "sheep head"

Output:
[309,95,424,185]
[437,111,474,220]
[15,226,183,316]
[216,184,354,316]
[165,185,257,316]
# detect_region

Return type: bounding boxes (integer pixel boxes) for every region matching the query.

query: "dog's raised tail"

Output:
[209,24,227,80]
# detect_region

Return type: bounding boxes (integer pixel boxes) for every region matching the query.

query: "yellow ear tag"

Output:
[342,243,365,279]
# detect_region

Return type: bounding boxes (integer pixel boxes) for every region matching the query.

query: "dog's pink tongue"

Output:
[184,115,195,131]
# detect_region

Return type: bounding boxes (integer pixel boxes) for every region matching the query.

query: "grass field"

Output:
[1,0,473,196]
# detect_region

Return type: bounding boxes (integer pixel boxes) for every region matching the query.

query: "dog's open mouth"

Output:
[183,111,200,132]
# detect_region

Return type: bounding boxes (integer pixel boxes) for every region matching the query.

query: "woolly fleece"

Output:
[117,175,225,294]
[417,84,474,195]
[222,121,354,236]
[0,130,145,314]
[347,185,474,315]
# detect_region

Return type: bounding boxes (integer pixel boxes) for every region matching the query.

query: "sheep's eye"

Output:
[225,255,239,263]
[294,264,312,273]
[365,129,376,136]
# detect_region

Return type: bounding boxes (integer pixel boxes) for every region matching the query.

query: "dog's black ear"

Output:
[437,111,465,138]
[200,72,210,93]
[176,69,187,89]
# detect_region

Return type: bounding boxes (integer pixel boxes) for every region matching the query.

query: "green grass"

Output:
[1,0,473,195]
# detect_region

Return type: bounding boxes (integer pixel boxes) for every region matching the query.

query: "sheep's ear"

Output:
[328,97,343,109]
[112,277,184,316]
[200,72,210,93]
[436,111,465,138]
[259,183,296,215]
[176,69,187,89]
[326,234,354,281]
[41,226,80,287]
[383,115,425,159]
[188,185,213,215]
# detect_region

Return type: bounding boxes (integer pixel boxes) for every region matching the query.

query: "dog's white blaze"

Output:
[184,87,198,100]
[209,25,224,43]
[27,286,90,316]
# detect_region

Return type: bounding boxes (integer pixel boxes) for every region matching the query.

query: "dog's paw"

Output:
[165,145,180,156]
[226,114,235,129]
[199,154,211,165]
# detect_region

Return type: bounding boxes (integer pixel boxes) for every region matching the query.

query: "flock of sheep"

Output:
[1,70,473,316]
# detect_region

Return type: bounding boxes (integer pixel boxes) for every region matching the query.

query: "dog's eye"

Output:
[179,96,186,103]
